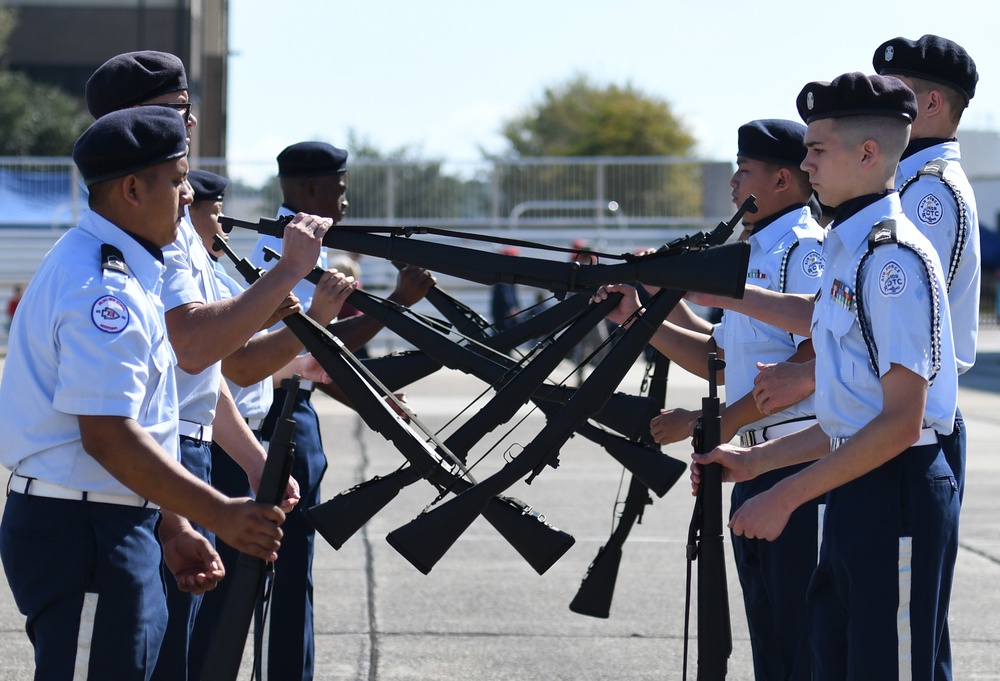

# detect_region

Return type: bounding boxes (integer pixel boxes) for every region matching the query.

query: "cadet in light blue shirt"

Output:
[85,50,332,681]
[0,108,285,681]
[691,73,960,681]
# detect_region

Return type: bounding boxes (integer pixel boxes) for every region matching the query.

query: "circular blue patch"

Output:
[801,250,825,278]
[878,261,907,297]
[917,194,943,226]
[92,295,130,333]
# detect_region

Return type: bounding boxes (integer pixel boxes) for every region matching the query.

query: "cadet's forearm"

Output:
[645,320,720,381]
[222,326,305,387]
[720,394,765,443]
[166,263,306,374]
[666,299,715,334]
[693,286,814,337]
[79,415,228,531]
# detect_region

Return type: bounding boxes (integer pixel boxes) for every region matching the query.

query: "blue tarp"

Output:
[0,168,84,227]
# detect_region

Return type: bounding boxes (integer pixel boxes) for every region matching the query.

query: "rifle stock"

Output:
[200,377,299,681]
[569,476,652,618]
[482,496,575,575]
[305,466,422,550]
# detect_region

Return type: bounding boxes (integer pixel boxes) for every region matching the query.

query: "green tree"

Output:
[0,71,90,155]
[501,75,695,157]
[496,75,703,221]
[0,4,90,157]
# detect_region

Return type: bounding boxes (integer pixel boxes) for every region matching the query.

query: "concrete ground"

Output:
[1,330,999,680]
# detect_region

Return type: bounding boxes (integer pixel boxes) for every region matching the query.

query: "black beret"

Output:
[873,35,978,103]
[188,169,228,202]
[86,51,188,119]
[277,142,349,177]
[796,72,918,124]
[73,107,187,186]
[737,119,807,167]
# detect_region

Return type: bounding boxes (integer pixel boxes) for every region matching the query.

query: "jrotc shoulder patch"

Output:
[917,193,943,226]
[800,249,824,278]
[92,295,130,333]
[878,261,907,297]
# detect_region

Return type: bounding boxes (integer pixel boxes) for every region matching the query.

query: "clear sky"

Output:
[227,0,998,183]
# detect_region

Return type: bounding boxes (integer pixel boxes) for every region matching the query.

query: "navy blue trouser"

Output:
[259,386,327,681]
[808,442,959,681]
[152,436,213,681]
[1,493,165,680]
[935,407,965,681]
[188,438,256,679]
[731,462,821,681]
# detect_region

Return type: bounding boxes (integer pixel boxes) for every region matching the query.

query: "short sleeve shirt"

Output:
[810,193,957,438]
[713,206,825,432]
[0,211,178,494]
[213,260,274,421]
[161,217,223,425]
[896,141,979,374]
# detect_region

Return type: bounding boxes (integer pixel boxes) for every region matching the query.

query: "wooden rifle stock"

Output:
[200,377,299,681]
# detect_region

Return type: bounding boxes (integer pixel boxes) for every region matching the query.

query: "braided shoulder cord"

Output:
[778,240,799,294]
[855,220,944,385]
[898,160,969,292]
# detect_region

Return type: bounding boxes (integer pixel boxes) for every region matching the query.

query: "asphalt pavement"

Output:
[1,330,999,680]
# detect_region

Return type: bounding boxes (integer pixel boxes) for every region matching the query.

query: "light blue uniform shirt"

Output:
[811,193,957,438]
[247,205,327,311]
[213,260,274,421]
[161,217,223,426]
[713,206,825,433]
[0,211,178,494]
[896,141,979,375]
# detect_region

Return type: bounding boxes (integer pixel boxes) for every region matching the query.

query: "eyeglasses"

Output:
[144,101,193,124]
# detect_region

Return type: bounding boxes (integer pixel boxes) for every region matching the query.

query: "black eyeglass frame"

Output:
[143,101,192,123]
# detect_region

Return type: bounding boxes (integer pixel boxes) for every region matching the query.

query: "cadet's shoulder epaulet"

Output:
[866,219,897,255]
[917,159,949,179]
[101,244,130,277]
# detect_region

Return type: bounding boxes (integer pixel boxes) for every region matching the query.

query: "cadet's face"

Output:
[189,199,226,254]
[141,90,197,145]
[801,119,858,209]
[140,157,193,247]
[313,173,349,223]
[730,157,777,234]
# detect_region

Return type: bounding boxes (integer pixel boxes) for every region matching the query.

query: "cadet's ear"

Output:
[120,174,143,207]
[774,167,792,191]
[925,89,946,119]
[859,138,880,169]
